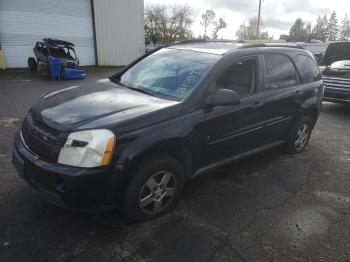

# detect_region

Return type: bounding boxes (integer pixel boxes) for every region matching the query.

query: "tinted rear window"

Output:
[294,55,321,84]
[262,54,297,91]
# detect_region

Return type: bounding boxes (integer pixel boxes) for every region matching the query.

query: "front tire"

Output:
[121,155,185,221]
[28,57,37,71]
[285,116,313,154]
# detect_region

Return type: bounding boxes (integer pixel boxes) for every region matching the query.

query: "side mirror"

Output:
[206,89,240,107]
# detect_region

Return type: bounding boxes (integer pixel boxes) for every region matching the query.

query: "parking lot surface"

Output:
[1,68,350,261]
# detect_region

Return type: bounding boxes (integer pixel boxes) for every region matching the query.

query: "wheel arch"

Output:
[306,106,319,126]
[128,138,195,179]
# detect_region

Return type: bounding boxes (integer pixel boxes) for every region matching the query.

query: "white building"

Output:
[0,0,144,68]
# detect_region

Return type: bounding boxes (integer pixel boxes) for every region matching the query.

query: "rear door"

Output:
[256,53,301,143]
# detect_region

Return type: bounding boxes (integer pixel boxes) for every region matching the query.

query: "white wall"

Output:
[0,0,95,67]
[93,0,145,66]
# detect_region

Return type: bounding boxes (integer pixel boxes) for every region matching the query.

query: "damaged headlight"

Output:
[58,129,115,168]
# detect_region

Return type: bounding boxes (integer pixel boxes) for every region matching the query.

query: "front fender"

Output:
[115,110,204,165]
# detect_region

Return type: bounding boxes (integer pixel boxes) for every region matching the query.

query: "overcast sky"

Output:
[144,0,350,39]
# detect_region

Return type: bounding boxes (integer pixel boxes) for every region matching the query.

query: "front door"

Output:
[201,56,266,166]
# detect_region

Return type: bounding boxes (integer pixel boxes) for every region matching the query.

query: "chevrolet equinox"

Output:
[13,41,324,220]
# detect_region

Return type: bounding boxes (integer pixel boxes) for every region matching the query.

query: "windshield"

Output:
[324,43,350,65]
[119,48,220,101]
[49,47,76,60]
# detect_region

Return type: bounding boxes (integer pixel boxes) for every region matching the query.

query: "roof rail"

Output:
[172,39,244,45]
[239,43,304,49]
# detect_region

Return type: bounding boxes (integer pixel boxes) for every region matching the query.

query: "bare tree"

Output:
[168,5,194,41]
[144,4,194,43]
[144,5,165,43]
[212,18,227,39]
[200,9,216,39]
[236,17,270,40]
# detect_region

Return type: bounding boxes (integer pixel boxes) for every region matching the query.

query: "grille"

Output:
[323,77,350,90]
[21,113,64,162]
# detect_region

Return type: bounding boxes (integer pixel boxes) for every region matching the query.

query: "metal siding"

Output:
[0,0,95,68]
[93,0,144,66]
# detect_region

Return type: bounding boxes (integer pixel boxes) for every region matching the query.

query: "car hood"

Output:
[31,78,180,132]
[323,60,350,79]
[323,42,350,66]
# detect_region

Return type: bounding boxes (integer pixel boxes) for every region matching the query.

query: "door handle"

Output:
[251,102,264,109]
[294,90,304,103]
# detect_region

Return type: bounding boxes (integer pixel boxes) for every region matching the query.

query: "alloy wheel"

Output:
[294,123,310,151]
[139,171,177,215]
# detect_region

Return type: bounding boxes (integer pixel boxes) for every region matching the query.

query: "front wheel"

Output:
[285,116,313,154]
[28,57,37,71]
[121,155,185,221]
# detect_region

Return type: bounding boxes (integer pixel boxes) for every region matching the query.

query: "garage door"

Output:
[0,0,95,68]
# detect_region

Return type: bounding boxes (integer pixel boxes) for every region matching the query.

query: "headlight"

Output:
[58,129,115,167]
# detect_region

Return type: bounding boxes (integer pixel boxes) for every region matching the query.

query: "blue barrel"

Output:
[63,68,86,79]
[48,56,62,80]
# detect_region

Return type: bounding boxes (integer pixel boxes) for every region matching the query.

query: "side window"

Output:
[294,55,321,84]
[216,59,256,97]
[262,54,297,91]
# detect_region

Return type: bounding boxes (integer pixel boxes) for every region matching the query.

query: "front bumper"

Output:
[323,87,350,104]
[13,131,128,212]
[323,77,350,104]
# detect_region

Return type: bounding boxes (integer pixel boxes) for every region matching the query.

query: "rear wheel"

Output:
[121,155,185,221]
[28,57,37,71]
[285,116,313,154]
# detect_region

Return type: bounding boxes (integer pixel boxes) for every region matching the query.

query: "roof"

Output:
[41,38,75,48]
[168,40,304,55]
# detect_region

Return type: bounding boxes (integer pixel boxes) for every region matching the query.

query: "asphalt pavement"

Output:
[0,68,350,261]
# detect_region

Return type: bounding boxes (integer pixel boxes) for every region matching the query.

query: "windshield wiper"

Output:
[127,86,156,97]
[115,79,180,101]
[116,81,156,97]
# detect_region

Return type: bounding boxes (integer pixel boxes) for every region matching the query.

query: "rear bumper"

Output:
[13,131,129,212]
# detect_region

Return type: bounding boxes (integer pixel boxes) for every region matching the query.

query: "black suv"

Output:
[322,42,350,104]
[13,41,324,220]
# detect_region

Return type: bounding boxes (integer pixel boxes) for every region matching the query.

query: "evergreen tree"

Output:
[312,15,328,42]
[327,11,338,41]
[288,18,306,42]
[279,34,289,40]
[312,15,323,41]
[339,13,350,40]
[305,22,312,42]
[322,15,329,41]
